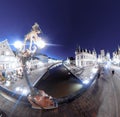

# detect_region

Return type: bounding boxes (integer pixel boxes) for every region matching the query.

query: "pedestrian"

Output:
[98,72,100,79]
[2,69,5,78]
[112,70,115,75]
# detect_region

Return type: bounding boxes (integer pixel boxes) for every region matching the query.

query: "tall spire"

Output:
[118,44,120,51]
[79,45,80,52]
[93,48,96,52]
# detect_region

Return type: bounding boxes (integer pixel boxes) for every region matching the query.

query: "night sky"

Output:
[0,0,119,59]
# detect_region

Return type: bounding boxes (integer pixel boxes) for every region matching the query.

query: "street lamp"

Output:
[13,24,45,94]
[14,23,58,109]
[35,39,46,49]
[13,41,23,50]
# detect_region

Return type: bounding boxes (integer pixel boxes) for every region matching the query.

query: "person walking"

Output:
[112,70,115,75]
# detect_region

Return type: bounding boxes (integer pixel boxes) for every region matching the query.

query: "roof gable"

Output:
[0,40,15,56]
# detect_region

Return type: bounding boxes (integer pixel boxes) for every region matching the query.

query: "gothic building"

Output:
[98,50,106,63]
[112,46,120,65]
[106,52,111,61]
[75,46,97,67]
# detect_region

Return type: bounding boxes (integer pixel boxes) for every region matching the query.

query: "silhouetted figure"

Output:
[112,70,115,75]
[98,72,100,79]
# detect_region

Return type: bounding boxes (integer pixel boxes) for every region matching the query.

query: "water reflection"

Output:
[35,65,83,98]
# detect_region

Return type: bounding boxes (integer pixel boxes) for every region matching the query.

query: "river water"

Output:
[35,65,83,98]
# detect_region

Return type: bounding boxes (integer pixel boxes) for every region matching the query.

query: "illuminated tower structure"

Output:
[75,46,97,68]
[101,50,105,57]
[97,50,106,63]
[0,39,20,70]
[106,52,111,61]
[112,46,120,65]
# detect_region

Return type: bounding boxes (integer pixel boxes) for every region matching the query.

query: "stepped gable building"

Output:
[0,39,20,70]
[98,50,106,63]
[75,46,97,67]
[112,46,120,65]
[98,49,111,63]
[106,52,111,61]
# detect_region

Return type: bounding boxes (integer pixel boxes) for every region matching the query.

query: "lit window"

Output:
[5,51,9,55]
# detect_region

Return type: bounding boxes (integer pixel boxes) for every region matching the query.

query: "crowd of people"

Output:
[0,68,24,85]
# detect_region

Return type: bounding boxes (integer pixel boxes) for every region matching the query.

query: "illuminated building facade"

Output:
[0,40,20,70]
[106,52,111,61]
[75,46,97,67]
[112,46,120,65]
[26,55,48,70]
[97,50,106,63]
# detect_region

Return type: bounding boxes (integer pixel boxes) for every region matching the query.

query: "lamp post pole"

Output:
[21,55,33,92]
[14,41,35,94]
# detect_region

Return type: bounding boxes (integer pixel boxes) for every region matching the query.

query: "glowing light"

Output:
[92,68,98,73]
[35,39,46,49]
[14,41,23,49]
[46,43,62,46]
[15,87,21,91]
[90,76,93,79]
[22,89,28,95]
[39,61,44,66]
[74,84,83,90]
[15,87,28,95]
[5,81,10,87]
[82,79,90,84]
[97,58,102,63]
[5,51,10,55]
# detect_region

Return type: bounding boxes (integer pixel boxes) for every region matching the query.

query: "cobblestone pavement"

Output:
[97,65,120,117]
[0,76,102,117]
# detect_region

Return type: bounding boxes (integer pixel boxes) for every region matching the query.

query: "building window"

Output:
[1,51,4,55]
[2,44,5,48]
[81,55,83,59]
